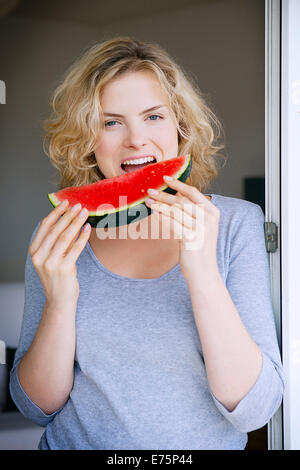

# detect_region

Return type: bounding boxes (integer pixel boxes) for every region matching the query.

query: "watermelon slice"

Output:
[47,154,192,228]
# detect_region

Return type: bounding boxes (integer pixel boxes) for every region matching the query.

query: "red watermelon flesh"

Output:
[48,154,191,218]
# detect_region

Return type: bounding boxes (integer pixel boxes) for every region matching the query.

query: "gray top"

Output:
[9,194,284,450]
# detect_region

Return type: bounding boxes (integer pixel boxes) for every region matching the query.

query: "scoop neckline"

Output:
[85,194,216,282]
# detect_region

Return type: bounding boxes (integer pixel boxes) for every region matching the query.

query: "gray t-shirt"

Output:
[9,194,284,450]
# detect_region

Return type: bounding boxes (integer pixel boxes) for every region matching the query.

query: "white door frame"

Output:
[266,0,300,451]
[281,0,300,451]
[265,0,282,450]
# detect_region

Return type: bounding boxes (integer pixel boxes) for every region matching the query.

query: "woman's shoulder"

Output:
[210,193,264,219]
[209,193,265,243]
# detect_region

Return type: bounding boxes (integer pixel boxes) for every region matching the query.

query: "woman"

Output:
[9,37,284,450]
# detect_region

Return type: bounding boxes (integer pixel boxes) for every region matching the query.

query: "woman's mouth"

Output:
[120,156,157,174]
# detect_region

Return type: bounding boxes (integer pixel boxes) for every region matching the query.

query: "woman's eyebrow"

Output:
[103,105,167,118]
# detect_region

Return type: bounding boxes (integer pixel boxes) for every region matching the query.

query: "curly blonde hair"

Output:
[43,36,227,192]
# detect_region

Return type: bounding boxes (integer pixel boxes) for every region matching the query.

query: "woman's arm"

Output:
[141,179,283,431]
[11,202,90,418]
[17,300,77,415]
[185,201,284,432]
[188,275,263,411]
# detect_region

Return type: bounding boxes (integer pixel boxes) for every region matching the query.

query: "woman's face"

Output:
[94,71,179,179]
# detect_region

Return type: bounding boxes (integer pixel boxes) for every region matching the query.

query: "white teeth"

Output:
[122,156,156,166]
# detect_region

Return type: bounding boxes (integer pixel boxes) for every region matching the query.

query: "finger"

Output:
[146,189,191,210]
[30,200,69,254]
[33,203,84,261]
[146,198,203,221]
[163,177,210,206]
[150,201,195,229]
[155,202,205,241]
[64,223,91,264]
[49,207,89,260]
[64,217,90,255]
[158,211,203,250]
[157,210,192,241]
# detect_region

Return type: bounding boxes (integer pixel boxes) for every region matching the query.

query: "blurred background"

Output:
[0,0,266,449]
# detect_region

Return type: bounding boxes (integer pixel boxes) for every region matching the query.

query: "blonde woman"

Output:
[10,37,284,450]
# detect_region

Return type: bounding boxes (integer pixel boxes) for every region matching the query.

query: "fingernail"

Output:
[147,188,159,195]
[164,175,172,181]
[78,208,88,218]
[60,200,69,207]
[71,203,81,213]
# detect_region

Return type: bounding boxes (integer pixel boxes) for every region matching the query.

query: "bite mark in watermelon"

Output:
[47,154,192,228]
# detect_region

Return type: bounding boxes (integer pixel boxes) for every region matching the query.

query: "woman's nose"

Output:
[123,126,147,148]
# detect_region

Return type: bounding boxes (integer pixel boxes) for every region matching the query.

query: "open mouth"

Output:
[121,157,157,174]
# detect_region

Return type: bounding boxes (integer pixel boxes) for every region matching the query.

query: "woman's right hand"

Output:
[29,200,91,308]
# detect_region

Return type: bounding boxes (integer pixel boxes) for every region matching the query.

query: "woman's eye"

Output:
[148,114,162,121]
[105,115,163,127]
[105,120,118,127]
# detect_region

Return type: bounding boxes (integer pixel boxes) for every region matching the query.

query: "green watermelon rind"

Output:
[48,154,192,227]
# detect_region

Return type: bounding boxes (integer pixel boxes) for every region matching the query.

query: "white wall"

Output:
[0,16,103,282]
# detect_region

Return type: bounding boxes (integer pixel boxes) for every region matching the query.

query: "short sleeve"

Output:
[9,221,64,427]
[211,203,284,432]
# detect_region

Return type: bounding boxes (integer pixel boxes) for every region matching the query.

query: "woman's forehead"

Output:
[101,70,167,101]
[99,70,174,119]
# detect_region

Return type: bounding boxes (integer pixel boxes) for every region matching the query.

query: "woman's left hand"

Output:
[145,176,221,285]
